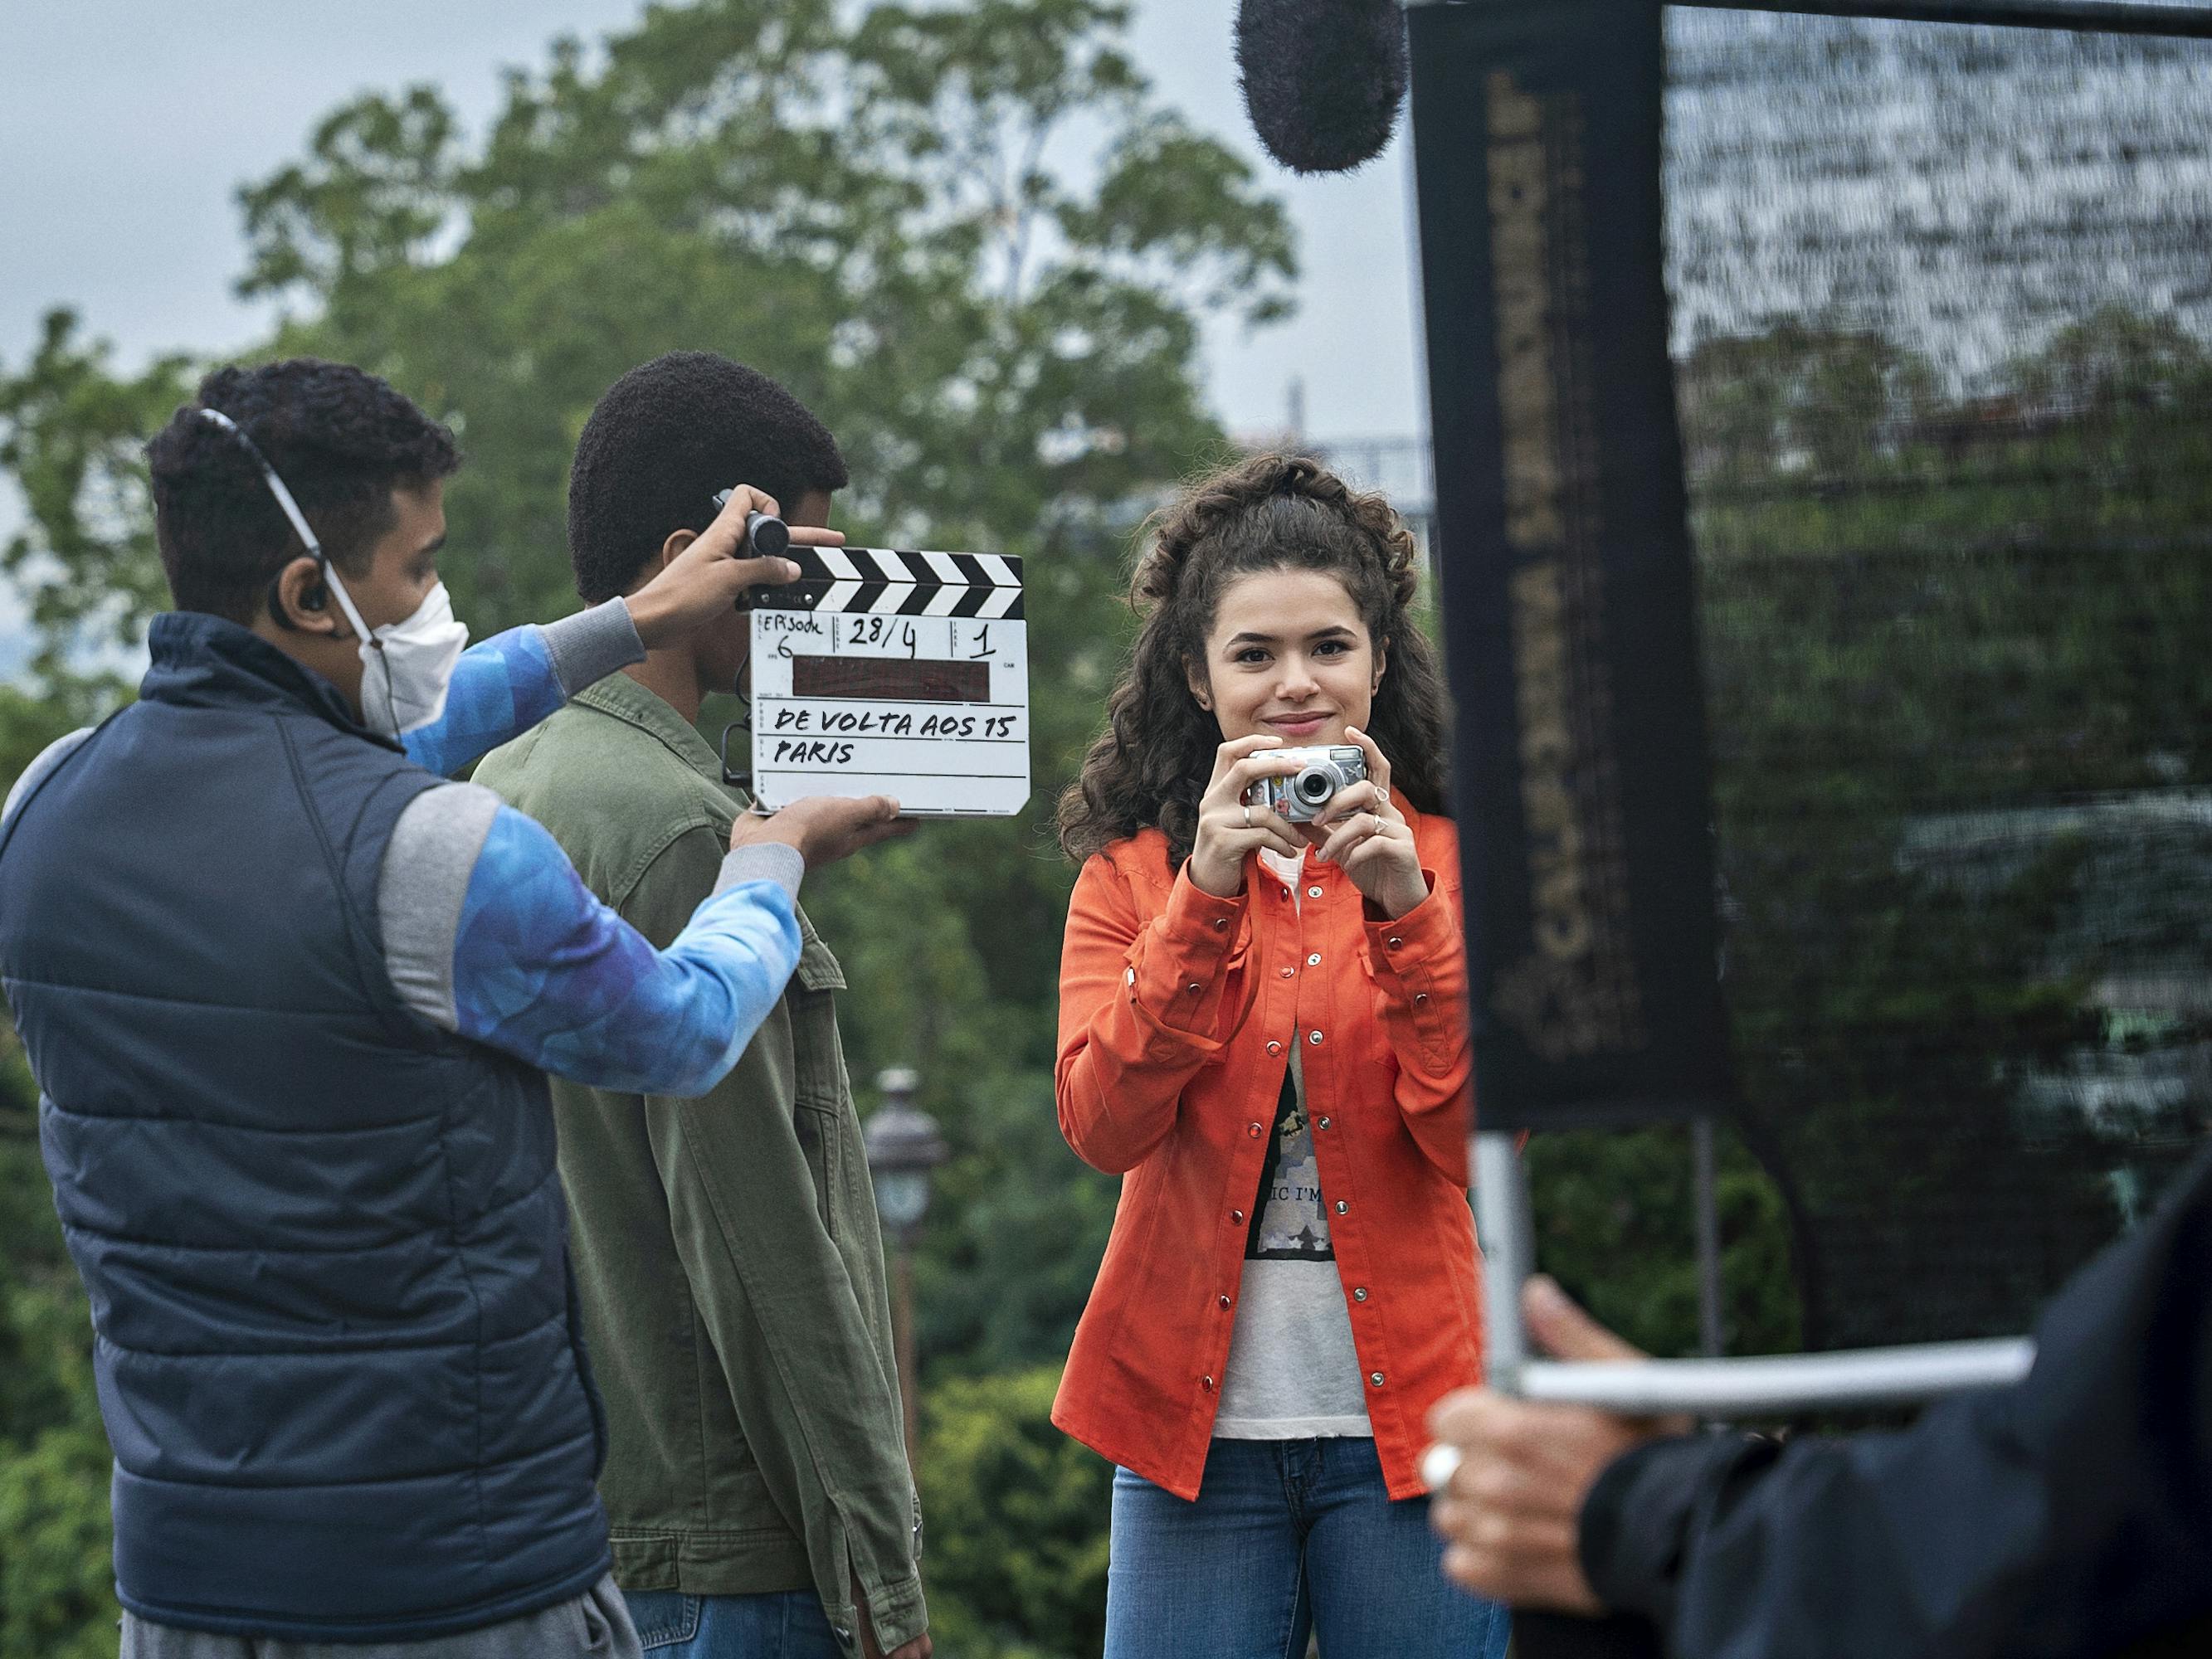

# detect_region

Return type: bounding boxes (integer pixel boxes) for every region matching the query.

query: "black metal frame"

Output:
[1409,0,2186,1413]
[1672,0,2212,36]
[1407,0,2212,39]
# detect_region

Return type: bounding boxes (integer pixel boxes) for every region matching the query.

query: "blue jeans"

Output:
[616,1591,841,1659]
[1106,1438,1512,1659]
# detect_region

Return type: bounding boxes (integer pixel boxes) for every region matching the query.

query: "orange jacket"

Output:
[1050,797,1484,1501]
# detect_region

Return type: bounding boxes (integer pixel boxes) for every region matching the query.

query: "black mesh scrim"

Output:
[1669,8,2212,1350]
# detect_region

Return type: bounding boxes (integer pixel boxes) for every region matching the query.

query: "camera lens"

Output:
[1294,766,1335,805]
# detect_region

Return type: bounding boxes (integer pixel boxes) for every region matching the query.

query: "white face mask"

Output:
[196,407,470,737]
[319,568,470,737]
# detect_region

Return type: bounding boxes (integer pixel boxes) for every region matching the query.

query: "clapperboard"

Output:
[745,546,1029,817]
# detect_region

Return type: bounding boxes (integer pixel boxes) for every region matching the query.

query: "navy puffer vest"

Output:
[0,615,609,1639]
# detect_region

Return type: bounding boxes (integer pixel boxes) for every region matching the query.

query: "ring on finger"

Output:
[1243,802,1253,828]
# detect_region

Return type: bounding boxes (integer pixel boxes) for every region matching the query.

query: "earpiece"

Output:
[265,567,328,632]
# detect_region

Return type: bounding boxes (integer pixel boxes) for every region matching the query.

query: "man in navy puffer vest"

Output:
[0,361,909,1657]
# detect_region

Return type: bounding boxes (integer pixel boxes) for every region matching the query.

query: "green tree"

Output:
[0,311,192,718]
[1525,1123,1800,1361]
[2,0,1289,1078]
[916,1366,1111,1659]
[0,1254,113,1659]
[0,0,1294,1286]
[1677,321,1942,489]
[217,0,1294,1379]
[0,684,117,1659]
[0,7,1294,1650]
[1527,309,2211,1369]
[1660,310,2212,1361]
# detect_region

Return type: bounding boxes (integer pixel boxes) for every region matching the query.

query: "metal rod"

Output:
[1520,1335,2036,1413]
[1693,1117,1724,1358]
[1672,0,2212,37]
[1400,0,2212,40]
[1473,1131,1534,1391]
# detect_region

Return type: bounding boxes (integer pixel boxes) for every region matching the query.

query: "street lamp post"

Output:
[862,1066,948,1474]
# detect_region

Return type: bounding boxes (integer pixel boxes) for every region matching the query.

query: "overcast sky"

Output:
[0,2,1426,669]
[0,1,1425,439]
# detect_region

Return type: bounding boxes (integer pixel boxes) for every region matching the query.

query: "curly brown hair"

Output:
[1058,451,1450,868]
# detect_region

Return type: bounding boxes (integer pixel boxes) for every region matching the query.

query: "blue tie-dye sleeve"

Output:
[449,804,801,1097]
[402,628,566,779]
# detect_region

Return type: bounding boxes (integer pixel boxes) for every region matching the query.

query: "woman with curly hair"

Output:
[1053,453,1508,1658]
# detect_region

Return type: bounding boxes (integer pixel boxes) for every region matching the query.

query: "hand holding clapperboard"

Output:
[741,542,1028,817]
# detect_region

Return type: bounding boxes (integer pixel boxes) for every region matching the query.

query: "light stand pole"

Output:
[862,1066,948,1474]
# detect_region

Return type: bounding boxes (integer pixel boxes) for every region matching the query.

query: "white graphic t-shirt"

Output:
[1213,850,1372,1440]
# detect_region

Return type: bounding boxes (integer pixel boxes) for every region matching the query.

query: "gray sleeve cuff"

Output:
[378,782,502,1031]
[713,840,804,904]
[541,597,647,698]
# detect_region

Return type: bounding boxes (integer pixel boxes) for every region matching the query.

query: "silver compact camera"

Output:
[1245,745,1367,823]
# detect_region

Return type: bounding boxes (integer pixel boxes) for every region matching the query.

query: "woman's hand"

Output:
[1302,727,1428,919]
[1186,735,1307,898]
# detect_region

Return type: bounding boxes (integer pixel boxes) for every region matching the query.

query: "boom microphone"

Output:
[1235,0,1410,175]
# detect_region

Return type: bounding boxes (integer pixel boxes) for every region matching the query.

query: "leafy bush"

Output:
[918,1366,1110,1659]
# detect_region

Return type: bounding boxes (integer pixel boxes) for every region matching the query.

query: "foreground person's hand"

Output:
[729,794,916,869]
[626,484,845,646]
[1426,1277,1693,1613]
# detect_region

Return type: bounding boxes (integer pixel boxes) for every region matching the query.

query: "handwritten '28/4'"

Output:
[831,615,999,659]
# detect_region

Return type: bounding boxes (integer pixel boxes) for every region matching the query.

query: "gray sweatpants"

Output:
[119,1574,642,1659]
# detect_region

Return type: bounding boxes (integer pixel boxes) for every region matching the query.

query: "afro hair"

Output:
[567,353,848,605]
